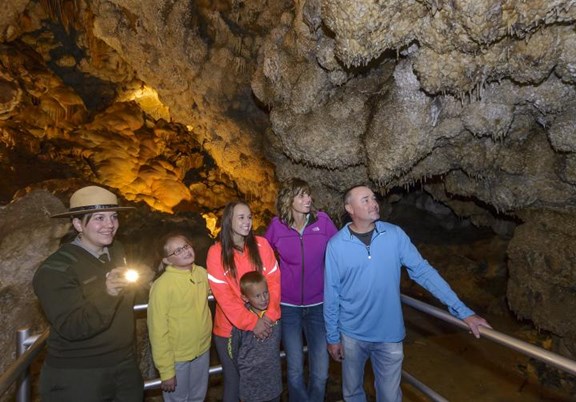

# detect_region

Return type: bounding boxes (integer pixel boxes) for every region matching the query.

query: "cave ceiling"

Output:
[0,0,575,223]
[2,0,576,366]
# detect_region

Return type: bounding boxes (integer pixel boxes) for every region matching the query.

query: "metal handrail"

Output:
[4,294,576,401]
[143,350,290,390]
[133,294,214,311]
[401,370,448,402]
[144,363,225,390]
[400,294,576,376]
[0,329,49,398]
[3,298,445,401]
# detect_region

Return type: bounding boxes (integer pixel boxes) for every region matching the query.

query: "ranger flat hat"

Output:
[51,186,134,218]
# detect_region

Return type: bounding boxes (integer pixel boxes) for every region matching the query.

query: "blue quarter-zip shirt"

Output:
[324,221,474,344]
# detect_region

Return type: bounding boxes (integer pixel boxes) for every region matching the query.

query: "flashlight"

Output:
[124,269,140,283]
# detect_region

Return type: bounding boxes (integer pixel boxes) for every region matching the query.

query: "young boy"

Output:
[229,271,282,402]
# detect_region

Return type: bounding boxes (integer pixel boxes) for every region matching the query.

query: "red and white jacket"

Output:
[207,236,281,338]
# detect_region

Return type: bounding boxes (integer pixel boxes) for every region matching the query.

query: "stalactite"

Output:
[39,0,81,34]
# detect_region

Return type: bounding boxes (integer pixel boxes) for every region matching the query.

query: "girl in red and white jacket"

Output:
[207,200,281,402]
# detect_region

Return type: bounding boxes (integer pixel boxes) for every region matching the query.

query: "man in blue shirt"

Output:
[324,185,491,402]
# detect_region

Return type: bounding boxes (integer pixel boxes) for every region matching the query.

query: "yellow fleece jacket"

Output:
[147,264,212,380]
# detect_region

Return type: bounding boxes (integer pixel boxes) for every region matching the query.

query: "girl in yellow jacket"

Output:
[148,233,212,402]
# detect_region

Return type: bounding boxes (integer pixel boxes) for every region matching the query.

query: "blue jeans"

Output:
[341,334,403,402]
[281,304,329,402]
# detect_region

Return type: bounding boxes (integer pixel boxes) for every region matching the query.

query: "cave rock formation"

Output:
[0,0,575,388]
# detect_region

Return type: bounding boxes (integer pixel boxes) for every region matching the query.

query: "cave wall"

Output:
[508,209,576,359]
[251,0,576,359]
[0,0,576,385]
[0,191,69,397]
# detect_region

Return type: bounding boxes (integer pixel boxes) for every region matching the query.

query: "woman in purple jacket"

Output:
[265,178,338,402]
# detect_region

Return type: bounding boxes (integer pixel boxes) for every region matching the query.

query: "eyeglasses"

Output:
[167,243,191,257]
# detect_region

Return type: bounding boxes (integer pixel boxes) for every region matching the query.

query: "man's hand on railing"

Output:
[463,314,492,339]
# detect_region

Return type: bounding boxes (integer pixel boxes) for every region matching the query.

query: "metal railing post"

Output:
[16,329,31,402]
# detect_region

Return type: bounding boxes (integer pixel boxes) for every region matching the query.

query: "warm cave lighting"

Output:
[124,269,140,283]
[202,212,220,238]
[120,84,170,121]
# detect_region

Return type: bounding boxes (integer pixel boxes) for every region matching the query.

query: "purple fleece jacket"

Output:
[265,211,338,306]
